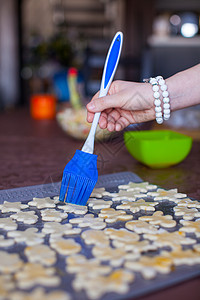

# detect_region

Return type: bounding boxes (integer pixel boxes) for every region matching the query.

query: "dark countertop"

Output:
[0,107,199,300]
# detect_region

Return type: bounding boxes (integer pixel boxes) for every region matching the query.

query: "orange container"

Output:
[30,94,56,120]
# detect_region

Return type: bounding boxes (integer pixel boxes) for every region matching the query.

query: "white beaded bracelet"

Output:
[143,76,170,124]
[144,77,163,124]
[157,76,170,120]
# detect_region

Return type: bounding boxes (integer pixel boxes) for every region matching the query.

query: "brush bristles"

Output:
[59,172,96,206]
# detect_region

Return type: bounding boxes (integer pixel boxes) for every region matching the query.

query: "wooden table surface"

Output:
[0,107,200,300]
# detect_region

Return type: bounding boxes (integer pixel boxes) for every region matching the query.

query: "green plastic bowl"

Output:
[124,130,192,168]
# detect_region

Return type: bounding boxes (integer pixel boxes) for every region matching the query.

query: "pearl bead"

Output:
[152,85,159,92]
[164,114,170,120]
[156,117,163,124]
[161,84,167,91]
[155,106,162,112]
[164,108,170,115]
[156,75,163,81]
[158,79,165,86]
[150,78,157,85]
[163,97,169,103]
[154,99,161,106]
[156,112,162,118]
[154,91,160,99]
[163,103,170,109]
[162,91,169,97]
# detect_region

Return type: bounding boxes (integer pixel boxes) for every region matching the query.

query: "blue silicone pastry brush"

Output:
[59,32,123,205]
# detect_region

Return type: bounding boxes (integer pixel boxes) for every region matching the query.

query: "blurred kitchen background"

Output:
[0,0,200,131]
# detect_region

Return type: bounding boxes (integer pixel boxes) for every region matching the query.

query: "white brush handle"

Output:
[82,31,123,154]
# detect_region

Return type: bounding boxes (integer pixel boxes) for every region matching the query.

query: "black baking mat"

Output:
[0,171,200,300]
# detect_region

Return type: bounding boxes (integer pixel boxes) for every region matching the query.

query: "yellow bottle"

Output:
[67,67,82,110]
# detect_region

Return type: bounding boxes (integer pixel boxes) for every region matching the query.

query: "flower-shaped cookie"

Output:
[42,222,81,238]
[173,206,200,220]
[0,218,17,231]
[57,203,88,215]
[125,254,173,279]
[28,197,56,209]
[0,201,28,213]
[116,199,158,213]
[125,220,160,234]
[0,235,14,247]
[144,231,196,250]
[25,244,56,266]
[66,254,111,275]
[179,219,200,237]
[0,250,23,273]
[10,211,38,225]
[41,209,67,222]
[112,190,147,202]
[99,208,133,223]
[73,269,134,300]
[119,181,157,192]
[0,274,15,299]
[147,188,187,201]
[9,288,71,300]
[139,211,176,228]
[50,238,81,255]
[81,229,110,246]
[15,263,60,289]
[175,198,200,208]
[92,245,138,267]
[87,198,112,210]
[8,228,44,246]
[162,249,200,266]
[69,214,106,230]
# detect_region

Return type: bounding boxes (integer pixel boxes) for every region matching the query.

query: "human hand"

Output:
[86,80,155,132]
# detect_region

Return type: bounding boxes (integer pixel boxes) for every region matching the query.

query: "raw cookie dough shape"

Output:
[175,198,200,208]
[24,244,56,266]
[8,228,44,246]
[119,182,157,192]
[92,245,139,267]
[0,250,23,274]
[179,219,200,237]
[139,211,176,228]
[143,231,196,250]
[87,198,112,210]
[0,274,15,300]
[28,197,56,209]
[66,254,111,275]
[0,201,28,213]
[90,187,106,198]
[116,199,159,213]
[147,188,187,201]
[73,269,134,300]
[50,238,81,255]
[125,254,173,279]
[41,209,67,222]
[15,263,60,289]
[112,190,147,202]
[162,248,200,266]
[81,229,110,247]
[9,287,71,300]
[42,222,81,239]
[69,214,106,230]
[125,220,160,234]
[0,218,17,231]
[0,235,14,247]
[10,211,38,225]
[99,208,133,223]
[104,228,139,243]
[173,206,200,220]
[57,203,88,215]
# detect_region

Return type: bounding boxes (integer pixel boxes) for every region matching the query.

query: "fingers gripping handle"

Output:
[82,32,123,154]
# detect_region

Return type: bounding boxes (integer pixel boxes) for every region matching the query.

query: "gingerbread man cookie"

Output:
[0,218,17,231]
[41,209,67,222]
[0,201,28,213]
[119,181,157,192]
[28,197,56,209]
[8,228,44,246]
[173,206,200,220]
[125,220,160,234]
[81,229,110,247]
[179,219,200,237]
[147,188,187,201]
[69,214,106,230]
[10,211,38,225]
[57,203,88,215]
[42,222,81,239]
[87,198,112,210]
[24,244,56,266]
[50,238,81,255]
[0,250,23,274]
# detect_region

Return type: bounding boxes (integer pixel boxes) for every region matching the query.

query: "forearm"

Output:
[166,63,200,111]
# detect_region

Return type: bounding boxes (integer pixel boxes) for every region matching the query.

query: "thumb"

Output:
[86,93,121,113]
